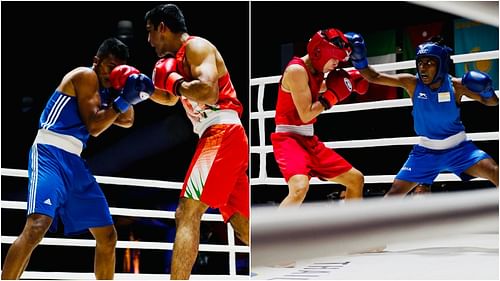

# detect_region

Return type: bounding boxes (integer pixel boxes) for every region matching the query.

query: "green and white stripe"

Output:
[365,29,397,74]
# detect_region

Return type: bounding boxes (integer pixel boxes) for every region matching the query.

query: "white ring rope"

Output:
[1,168,182,189]
[18,271,249,280]
[0,236,249,253]
[250,50,499,86]
[250,50,499,185]
[251,132,499,154]
[408,1,499,28]
[1,200,223,221]
[250,92,499,119]
[1,170,248,277]
[251,188,499,266]
[253,172,490,186]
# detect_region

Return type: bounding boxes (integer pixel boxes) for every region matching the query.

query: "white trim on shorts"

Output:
[194,109,241,136]
[418,131,467,150]
[275,124,314,136]
[34,129,83,156]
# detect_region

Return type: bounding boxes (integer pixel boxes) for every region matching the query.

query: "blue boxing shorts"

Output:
[26,143,113,235]
[395,140,492,185]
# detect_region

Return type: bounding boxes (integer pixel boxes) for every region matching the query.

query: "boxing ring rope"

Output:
[1,168,182,190]
[250,50,500,185]
[408,1,499,28]
[0,168,249,279]
[252,188,499,266]
[14,271,245,280]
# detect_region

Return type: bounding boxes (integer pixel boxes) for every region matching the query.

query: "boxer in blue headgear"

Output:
[343,33,499,195]
[415,41,453,85]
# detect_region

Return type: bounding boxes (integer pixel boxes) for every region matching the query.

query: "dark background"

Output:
[1,1,249,276]
[250,2,499,205]
[252,1,461,78]
[2,1,249,175]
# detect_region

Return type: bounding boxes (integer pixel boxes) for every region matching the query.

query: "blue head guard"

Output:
[415,42,453,84]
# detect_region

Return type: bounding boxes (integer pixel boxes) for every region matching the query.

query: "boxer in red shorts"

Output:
[144,4,248,279]
[272,28,368,207]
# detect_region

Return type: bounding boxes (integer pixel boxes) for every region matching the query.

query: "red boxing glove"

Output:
[152,57,184,96]
[318,90,338,110]
[110,65,140,90]
[348,69,369,95]
[319,69,353,109]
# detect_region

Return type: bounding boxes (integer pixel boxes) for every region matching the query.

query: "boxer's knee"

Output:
[287,175,310,201]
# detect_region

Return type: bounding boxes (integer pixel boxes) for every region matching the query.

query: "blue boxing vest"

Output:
[38,91,90,148]
[412,75,465,140]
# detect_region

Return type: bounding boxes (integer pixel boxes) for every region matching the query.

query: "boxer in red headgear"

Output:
[307,28,351,73]
[271,28,369,207]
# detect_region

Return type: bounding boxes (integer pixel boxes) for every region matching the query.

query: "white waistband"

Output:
[194,109,241,136]
[275,124,314,136]
[34,129,83,156]
[418,131,467,150]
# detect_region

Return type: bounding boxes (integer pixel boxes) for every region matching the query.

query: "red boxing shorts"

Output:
[181,124,249,222]
[271,132,353,182]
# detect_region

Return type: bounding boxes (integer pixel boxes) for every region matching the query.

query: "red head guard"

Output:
[307,28,351,72]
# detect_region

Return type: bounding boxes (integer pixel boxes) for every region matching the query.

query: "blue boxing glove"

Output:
[344,32,368,70]
[462,70,496,99]
[113,73,154,113]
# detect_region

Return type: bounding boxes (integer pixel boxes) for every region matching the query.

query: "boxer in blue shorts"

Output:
[1,38,154,279]
[344,33,498,195]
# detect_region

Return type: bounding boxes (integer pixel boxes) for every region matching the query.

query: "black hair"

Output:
[428,35,446,46]
[144,3,188,33]
[96,37,129,61]
[429,35,454,62]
